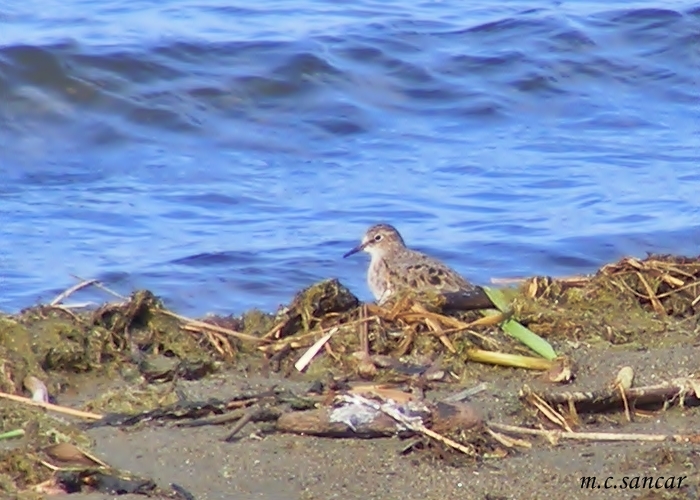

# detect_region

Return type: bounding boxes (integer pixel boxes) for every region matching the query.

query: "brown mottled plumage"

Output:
[343,223,477,304]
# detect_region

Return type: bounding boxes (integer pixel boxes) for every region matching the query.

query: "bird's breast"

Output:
[367,256,390,302]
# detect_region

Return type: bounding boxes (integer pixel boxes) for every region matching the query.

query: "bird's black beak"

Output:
[343,242,367,258]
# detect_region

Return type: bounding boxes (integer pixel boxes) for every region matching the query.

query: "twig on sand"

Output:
[0,392,103,420]
[442,382,488,403]
[487,422,698,443]
[50,279,98,306]
[223,406,261,442]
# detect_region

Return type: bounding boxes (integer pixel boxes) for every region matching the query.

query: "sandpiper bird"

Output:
[343,223,479,305]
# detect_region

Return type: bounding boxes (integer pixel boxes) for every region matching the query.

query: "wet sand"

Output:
[60,341,700,500]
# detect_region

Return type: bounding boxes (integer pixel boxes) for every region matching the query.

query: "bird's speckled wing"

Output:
[386,249,475,294]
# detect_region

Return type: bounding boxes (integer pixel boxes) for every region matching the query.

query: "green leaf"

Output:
[481,286,557,361]
[0,428,25,441]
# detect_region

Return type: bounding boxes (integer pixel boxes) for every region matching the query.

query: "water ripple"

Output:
[1,0,699,314]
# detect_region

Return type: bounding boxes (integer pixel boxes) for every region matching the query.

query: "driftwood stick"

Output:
[523,379,700,412]
[276,396,482,444]
[344,394,476,455]
[221,406,286,442]
[276,407,400,438]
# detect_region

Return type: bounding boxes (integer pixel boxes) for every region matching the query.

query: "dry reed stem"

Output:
[487,422,696,443]
[294,328,338,372]
[359,304,369,355]
[565,399,581,427]
[660,273,685,287]
[394,329,415,357]
[45,305,83,323]
[0,392,103,420]
[490,275,590,286]
[653,279,700,299]
[161,310,265,343]
[486,428,532,448]
[635,271,665,315]
[395,306,499,347]
[410,304,456,353]
[608,269,700,309]
[465,349,552,371]
[261,314,379,354]
[186,326,234,358]
[50,279,99,306]
[262,320,285,340]
[70,274,126,299]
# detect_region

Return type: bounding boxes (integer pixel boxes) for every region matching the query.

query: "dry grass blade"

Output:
[613,366,635,422]
[184,326,235,358]
[464,312,507,328]
[411,304,456,353]
[465,349,554,371]
[50,279,98,306]
[261,314,379,354]
[70,274,126,299]
[397,305,500,347]
[486,428,532,448]
[428,320,456,353]
[526,392,573,432]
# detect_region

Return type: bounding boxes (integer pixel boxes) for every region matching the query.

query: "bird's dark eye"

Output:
[374,234,383,242]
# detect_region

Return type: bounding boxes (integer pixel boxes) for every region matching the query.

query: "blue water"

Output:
[2,0,699,315]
